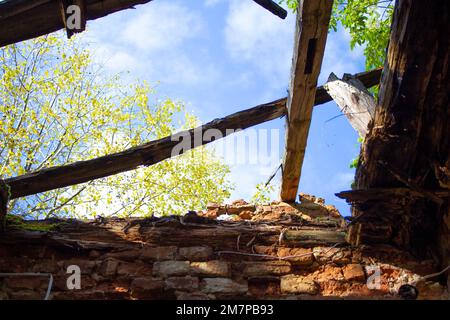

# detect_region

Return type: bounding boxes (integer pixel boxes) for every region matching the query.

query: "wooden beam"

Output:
[323,72,376,138]
[3,68,381,201]
[0,0,154,48]
[280,0,334,202]
[5,99,287,200]
[252,0,287,19]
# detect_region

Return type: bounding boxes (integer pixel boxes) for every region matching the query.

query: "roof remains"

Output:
[0,0,286,48]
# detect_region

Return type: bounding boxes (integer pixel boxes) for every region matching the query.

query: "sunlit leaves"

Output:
[279,0,394,70]
[0,34,233,219]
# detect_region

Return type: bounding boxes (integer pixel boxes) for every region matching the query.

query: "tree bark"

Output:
[340,0,450,270]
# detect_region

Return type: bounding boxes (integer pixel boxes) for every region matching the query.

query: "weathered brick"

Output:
[165,276,199,290]
[313,246,351,265]
[4,277,47,290]
[243,261,291,277]
[176,291,214,300]
[253,246,276,255]
[248,278,281,297]
[277,248,314,265]
[280,275,319,294]
[62,259,97,274]
[342,264,366,282]
[131,278,165,291]
[227,204,256,215]
[105,249,141,261]
[117,261,152,276]
[238,210,253,220]
[179,246,213,261]
[313,265,345,282]
[99,259,119,276]
[8,289,45,300]
[141,246,177,261]
[32,259,59,273]
[201,278,248,294]
[190,261,229,277]
[153,261,190,277]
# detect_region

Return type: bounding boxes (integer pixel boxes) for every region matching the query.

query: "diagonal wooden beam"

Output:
[280,0,334,202]
[252,0,288,19]
[2,68,381,201]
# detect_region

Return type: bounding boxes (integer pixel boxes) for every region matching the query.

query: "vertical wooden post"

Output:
[280,0,334,202]
[344,0,450,264]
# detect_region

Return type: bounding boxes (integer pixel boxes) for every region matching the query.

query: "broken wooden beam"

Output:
[0,0,155,48]
[280,0,334,202]
[3,68,381,200]
[252,0,288,19]
[324,72,376,138]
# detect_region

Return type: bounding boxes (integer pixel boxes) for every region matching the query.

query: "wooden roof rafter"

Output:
[0,0,286,48]
[280,0,334,202]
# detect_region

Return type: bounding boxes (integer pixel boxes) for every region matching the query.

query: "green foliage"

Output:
[6,214,59,231]
[278,0,299,12]
[349,157,359,169]
[279,0,394,70]
[331,0,394,70]
[0,34,233,219]
[251,183,275,204]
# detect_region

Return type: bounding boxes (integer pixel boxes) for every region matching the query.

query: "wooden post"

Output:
[280,0,334,202]
[341,0,450,264]
[323,72,376,138]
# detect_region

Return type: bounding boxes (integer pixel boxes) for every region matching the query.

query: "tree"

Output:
[0,34,233,219]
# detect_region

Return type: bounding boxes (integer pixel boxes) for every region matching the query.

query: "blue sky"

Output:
[79,0,367,215]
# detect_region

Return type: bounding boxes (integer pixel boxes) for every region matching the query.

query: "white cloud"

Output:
[83,2,218,87]
[120,3,203,53]
[224,0,295,86]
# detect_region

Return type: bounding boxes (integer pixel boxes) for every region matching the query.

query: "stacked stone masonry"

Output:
[0,195,448,300]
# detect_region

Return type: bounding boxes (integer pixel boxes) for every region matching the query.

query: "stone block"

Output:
[342,264,366,282]
[190,261,229,277]
[280,275,319,294]
[179,246,213,261]
[277,247,314,265]
[201,278,248,294]
[165,276,199,290]
[243,261,291,277]
[141,246,177,261]
[153,261,190,277]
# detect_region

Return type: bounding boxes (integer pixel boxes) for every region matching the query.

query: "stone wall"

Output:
[0,197,448,300]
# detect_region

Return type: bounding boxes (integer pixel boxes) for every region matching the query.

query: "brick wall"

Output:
[0,198,448,300]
